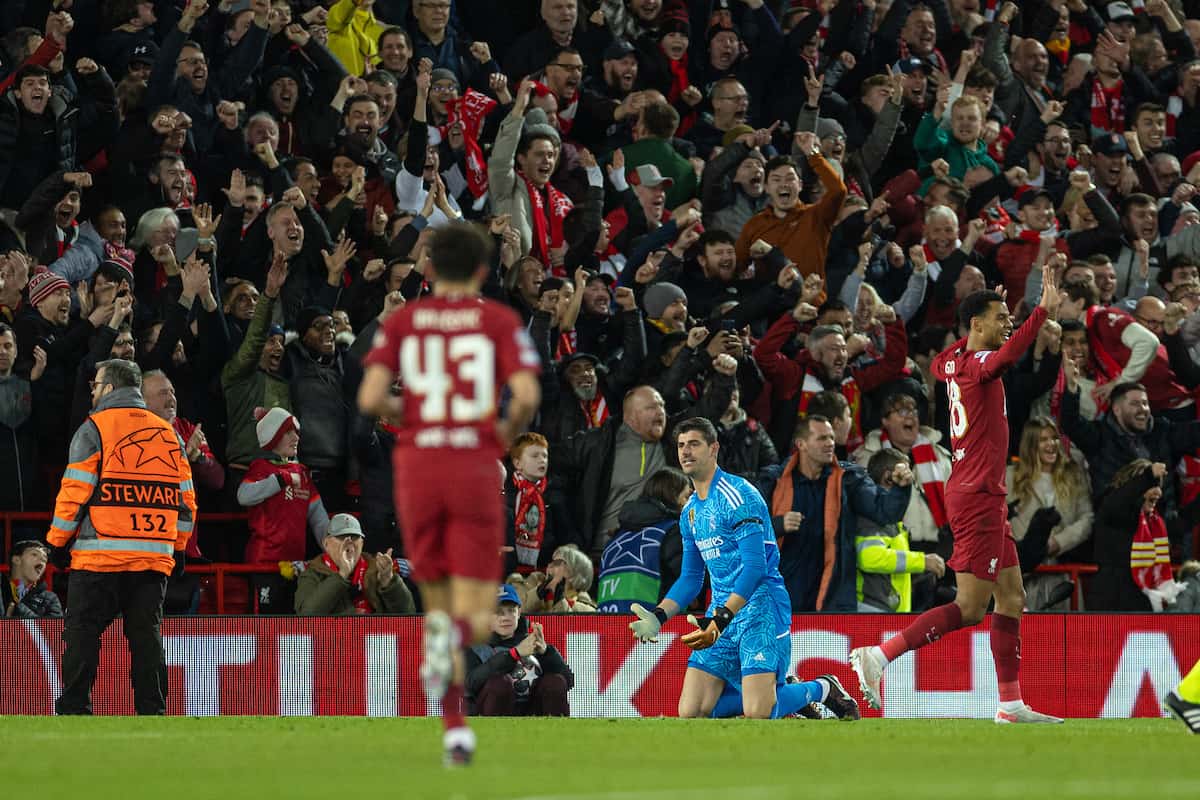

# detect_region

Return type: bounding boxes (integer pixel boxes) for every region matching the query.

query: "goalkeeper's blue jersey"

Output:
[680,469,790,631]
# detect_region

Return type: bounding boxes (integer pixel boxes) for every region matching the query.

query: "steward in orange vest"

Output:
[48,359,197,716]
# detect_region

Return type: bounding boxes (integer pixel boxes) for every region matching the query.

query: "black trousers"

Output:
[56,569,169,716]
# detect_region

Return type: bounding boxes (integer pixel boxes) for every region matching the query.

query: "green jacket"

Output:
[221,293,290,467]
[913,113,998,195]
[620,137,698,209]
[294,553,415,615]
[856,522,927,612]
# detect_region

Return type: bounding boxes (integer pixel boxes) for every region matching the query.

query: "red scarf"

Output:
[881,430,948,527]
[1131,508,1172,595]
[556,329,577,359]
[921,239,960,282]
[532,81,576,136]
[663,51,696,135]
[522,173,573,267]
[798,370,863,453]
[1014,219,1060,243]
[581,393,609,428]
[321,554,371,613]
[443,89,498,199]
[1091,78,1125,134]
[1167,92,1182,137]
[56,220,78,258]
[512,474,547,574]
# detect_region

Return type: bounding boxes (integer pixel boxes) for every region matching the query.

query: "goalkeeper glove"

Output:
[629,603,669,643]
[680,606,734,651]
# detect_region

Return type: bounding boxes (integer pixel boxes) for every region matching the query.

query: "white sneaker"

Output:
[443,726,476,767]
[421,611,454,700]
[850,647,884,711]
[994,704,1064,724]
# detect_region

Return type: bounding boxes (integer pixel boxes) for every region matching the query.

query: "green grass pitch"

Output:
[4,717,1196,799]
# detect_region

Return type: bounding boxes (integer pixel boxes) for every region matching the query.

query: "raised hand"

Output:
[193,203,220,239]
[1039,261,1061,315]
[280,185,306,210]
[375,548,395,586]
[615,286,637,311]
[30,345,48,382]
[285,23,310,47]
[321,234,358,280]
[686,326,710,349]
[265,251,289,298]
[800,273,824,304]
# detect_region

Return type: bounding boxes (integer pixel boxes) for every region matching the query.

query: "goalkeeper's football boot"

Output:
[1164,690,1200,733]
[818,673,861,721]
[993,704,1064,724]
[849,646,884,710]
[421,610,455,700]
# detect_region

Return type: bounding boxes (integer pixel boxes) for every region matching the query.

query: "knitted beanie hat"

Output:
[643,282,687,319]
[27,267,70,307]
[254,406,300,450]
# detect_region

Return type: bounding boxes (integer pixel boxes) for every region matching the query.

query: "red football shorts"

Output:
[945,491,1019,581]
[391,448,504,583]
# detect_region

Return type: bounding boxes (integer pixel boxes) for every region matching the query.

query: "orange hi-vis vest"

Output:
[48,403,196,575]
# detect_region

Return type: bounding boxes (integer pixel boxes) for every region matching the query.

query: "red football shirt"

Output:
[932,306,1047,496]
[1085,305,1191,411]
[363,295,540,457]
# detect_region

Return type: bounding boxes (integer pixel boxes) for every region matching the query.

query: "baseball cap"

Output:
[1018,187,1054,207]
[127,40,159,67]
[1105,2,1136,23]
[585,269,615,287]
[560,351,600,371]
[628,164,674,189]
[1091,132,1130,157]
[603,39,636,61]
[328,513,364,538]
[498,583,522,607]
[893,57,933,75]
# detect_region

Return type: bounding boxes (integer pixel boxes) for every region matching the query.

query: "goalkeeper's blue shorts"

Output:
[687,613,790,686]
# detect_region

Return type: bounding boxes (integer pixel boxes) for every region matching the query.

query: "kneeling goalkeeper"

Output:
[629,418,858,720]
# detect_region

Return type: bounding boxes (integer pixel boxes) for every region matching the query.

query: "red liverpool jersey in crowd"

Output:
[1085,305,1192,412]
[933,306,1047,496]
[363,295,541,458]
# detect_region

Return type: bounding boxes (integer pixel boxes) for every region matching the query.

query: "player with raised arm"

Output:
[358,222,541,765]
[629,417,860,721]
[850,264,1065,724]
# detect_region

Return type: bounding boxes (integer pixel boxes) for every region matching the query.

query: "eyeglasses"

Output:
[549,63,586,74]
[89,380,110,391]
[177,56,207,67]
[1043,136,1071,146]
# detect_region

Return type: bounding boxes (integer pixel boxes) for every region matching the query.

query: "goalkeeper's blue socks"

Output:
[707,679,828,718]
[771,679,825,718]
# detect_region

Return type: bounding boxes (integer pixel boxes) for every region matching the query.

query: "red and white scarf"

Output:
[512,474,547,574]
[581,393,609,428]
[532,81,577,136]
[921,239,960,282]
[321,554,371,613]
[1012,218,1060,243]
[798,371,863,453]
[1166,92,1183,138]
[443,88,498,199]
[556,329,577,359]
[881,430,948,527]
[522,173,573,268]
[1131,508,1173,605]
[1091,78,1125,134]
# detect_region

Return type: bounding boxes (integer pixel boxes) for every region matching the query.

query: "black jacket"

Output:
[13,309,97,466]
[1,576,62,618]
[463,615,574,710]
[1060,388,1200,510]
[552,370,734,551]
[284,342,362,471]
[1089,468,1158,612]
[0,374,38,511]
[0,89,76,211]
[716,410,780,494]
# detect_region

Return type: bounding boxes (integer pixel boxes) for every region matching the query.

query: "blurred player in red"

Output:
[851,265,1065,724]
[358,222,541,765]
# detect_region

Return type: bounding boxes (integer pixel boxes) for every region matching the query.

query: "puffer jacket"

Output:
[294,552,414,615]
[284,342,361,471]
[0,89,75,209]
[463,614,575,709]
[2,578,62,618]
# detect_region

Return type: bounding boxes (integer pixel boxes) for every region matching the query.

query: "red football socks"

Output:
[990,613,1022,703]
[880,602,965,662]
[442,684,466,731]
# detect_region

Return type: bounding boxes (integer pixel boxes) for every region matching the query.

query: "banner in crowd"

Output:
[2,615,1197,717]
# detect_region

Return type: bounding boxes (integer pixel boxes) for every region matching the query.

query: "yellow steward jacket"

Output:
[855,522,926,613]
[47,387,197,575]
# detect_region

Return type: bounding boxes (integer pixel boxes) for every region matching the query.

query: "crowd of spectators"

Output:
[4,0,1200,619]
